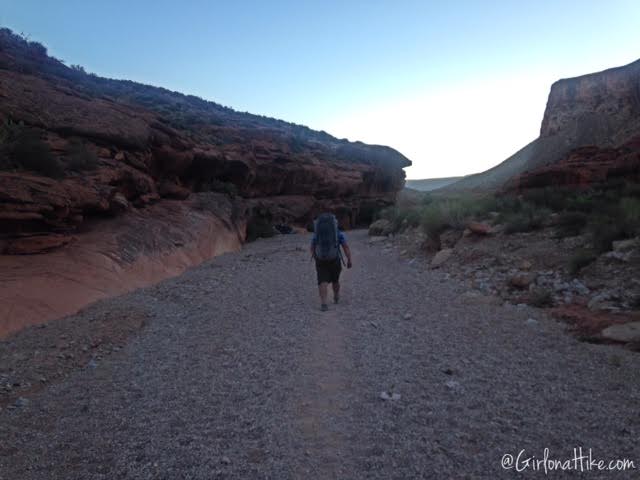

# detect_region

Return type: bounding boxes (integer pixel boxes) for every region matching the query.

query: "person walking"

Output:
[310,213,352,311]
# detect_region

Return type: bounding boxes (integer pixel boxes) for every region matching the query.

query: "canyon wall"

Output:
[0,29,410,335]
[446,58,640,191]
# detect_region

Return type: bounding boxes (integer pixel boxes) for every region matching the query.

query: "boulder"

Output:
[612,237,639,252]
[601,322,640,343]
[467,221,492,235]
[431,248,453,268]
[109,192,129,214]
[509,273,535,289]
[368,219,393,236]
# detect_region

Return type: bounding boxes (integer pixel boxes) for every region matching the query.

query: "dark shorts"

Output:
[315,258,342,285]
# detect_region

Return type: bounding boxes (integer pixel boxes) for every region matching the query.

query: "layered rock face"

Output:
[0,29,409,334]
[540,59,640,141]
[0,28,410,254]
[506,137,640,191]
[447,58,640,191]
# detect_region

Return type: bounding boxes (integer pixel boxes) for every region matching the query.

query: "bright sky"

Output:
[2,0,640,179]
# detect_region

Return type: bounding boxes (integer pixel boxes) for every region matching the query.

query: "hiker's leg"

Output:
[318,282,329,305]
[332,281,340,300]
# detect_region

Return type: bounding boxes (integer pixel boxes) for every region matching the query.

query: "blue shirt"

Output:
[311,231,347,246]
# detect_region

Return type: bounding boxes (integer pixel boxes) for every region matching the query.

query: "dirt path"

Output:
[1,230,639,479]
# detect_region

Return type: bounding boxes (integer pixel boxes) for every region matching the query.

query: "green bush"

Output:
[421,193,434,205]
[555,211,588,237]
[503,204,550,234]
[8,130,62,177]
[620,197,640,236]
[377,206,421,233]
[565,193,596,213]
[568,249,597,275]
[246,216,275,241]
[420,204,446,238]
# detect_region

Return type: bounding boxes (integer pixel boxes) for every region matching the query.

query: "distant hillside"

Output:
[405,177,462,191]
[445,58,640,192]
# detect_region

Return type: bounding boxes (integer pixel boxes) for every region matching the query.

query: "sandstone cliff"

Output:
[0,29,409,335]
[0,28,410,251]
[446,58,640,191]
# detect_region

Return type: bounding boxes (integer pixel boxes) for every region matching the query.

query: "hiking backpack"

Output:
[314,213,340,261]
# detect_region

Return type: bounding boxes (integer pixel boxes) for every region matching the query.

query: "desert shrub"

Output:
[555,211,588,237]
[377,206,420,233]
[246,216,275,241]
[565,193,596,213]
[528,288,554,308]
[8,129,62,177]
[421,193,434,205]
[587,196,640,252]
[522,186,582,212]
[503,204,550,234]
[420,204,446,238]
[66,142,99,171]
[568,249,597,275]
[503,213,533,233]
[589,214,626,253]
[619,197,640,236]
[28,40,47,57]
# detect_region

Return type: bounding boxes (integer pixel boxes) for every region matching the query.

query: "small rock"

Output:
[519,260,533,271]
[431,248,453,268]
[445,380,462,391]
[526,318,538,326]
[15,397,30,407]
[380,391,401,401]
[467,221,492,235]
[403,313,413,320]
[221,456,231,465]
[612,237,639,252]
[368,236,388,244]
[602,322,640,343]
[509,273,535,290]
[588,291,615,311]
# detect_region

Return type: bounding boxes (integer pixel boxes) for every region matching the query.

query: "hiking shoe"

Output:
[321,304,328,312]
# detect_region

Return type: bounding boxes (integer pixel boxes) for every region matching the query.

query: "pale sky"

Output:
[2,0,640,179]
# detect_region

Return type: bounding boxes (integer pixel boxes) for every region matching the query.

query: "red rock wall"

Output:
[0,195,245,337]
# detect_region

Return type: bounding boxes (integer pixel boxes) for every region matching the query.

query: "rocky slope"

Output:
[372,222,640,347]
[405,176,462,192]
[0,28,410,335]
[446,58,640,191]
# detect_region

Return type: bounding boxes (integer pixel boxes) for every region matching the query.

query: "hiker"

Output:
[310,213,352,311]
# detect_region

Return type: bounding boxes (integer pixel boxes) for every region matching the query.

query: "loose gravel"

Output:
[1,230,639,479]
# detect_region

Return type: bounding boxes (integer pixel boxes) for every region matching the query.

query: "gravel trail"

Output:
[1,230,639,479]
